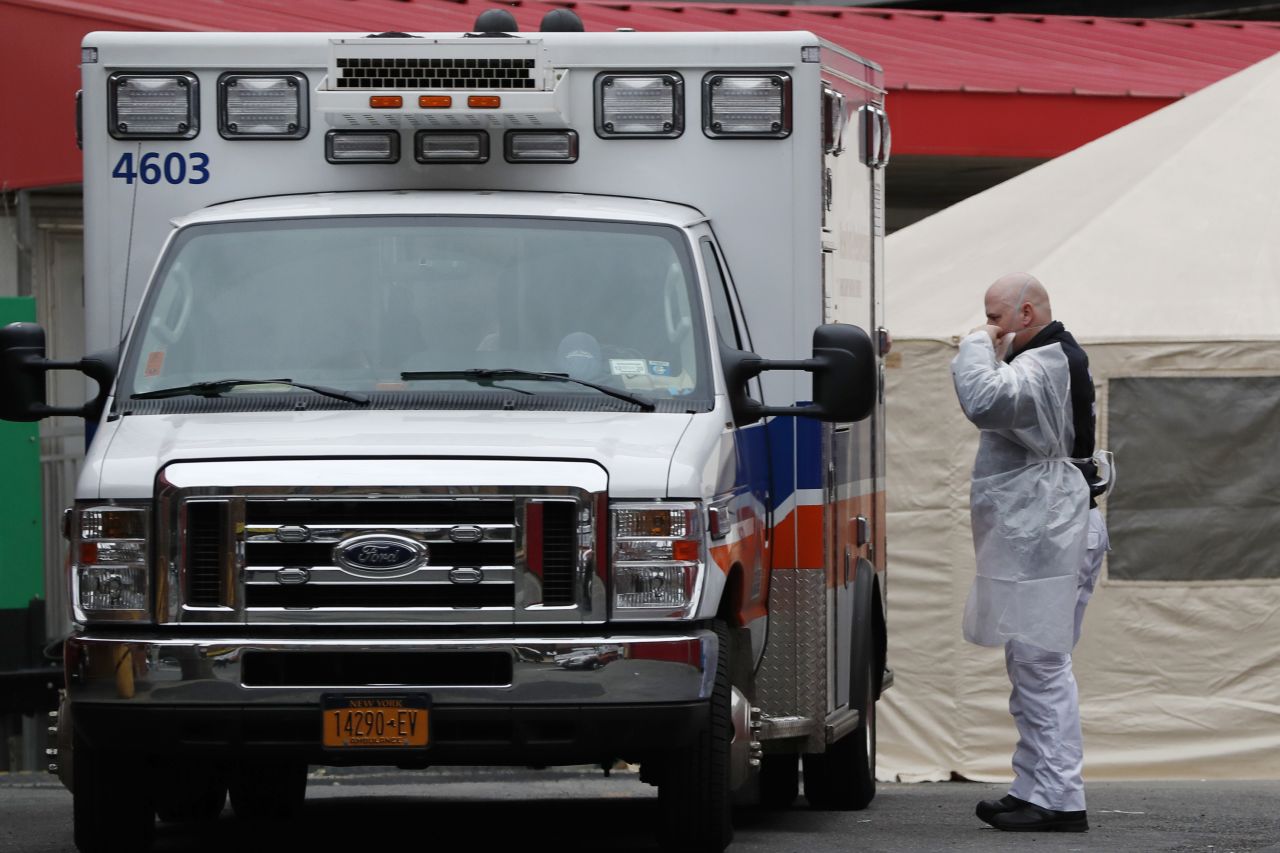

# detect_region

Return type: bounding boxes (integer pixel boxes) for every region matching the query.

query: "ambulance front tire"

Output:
[657,620,734,853]
[154,761,227,824]
[72,734,156,853]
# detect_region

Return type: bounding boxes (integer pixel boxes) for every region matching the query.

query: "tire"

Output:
[803,621,877,811]
[758,753,800,809]
[72,734,156,853]
[155,764,227,824]
[228,759,308,821]
[657,620,734,853]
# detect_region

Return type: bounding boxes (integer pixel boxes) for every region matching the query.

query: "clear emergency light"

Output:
[595,74,684,138]
[703,73,791,138]
[74,503,151,621]
[415,131,488,163]
[108,73,199,140]
[218,73,308,139]
[505,130,578,163]
[326,130,399,163]
[611,502,703,618]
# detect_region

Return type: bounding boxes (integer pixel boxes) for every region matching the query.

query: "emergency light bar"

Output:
[416,131,488,163]
[703,73,792,138]
[505,130,577,163]
[218,73,308,139]
[595,74,683,138]
[325,130,399,163]
[108,73,199,140]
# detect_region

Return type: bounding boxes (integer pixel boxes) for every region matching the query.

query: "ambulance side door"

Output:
[699,231,771,663]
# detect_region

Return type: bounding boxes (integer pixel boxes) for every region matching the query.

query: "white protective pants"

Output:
[1004,507,1109,812]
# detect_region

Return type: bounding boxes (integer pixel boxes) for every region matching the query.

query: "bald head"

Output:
[984,273,1053,354]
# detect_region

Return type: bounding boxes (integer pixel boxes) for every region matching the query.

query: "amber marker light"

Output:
[468,96,502,109]
[369,95,403,109]
[419,96,453,108]
[672,540,700,562]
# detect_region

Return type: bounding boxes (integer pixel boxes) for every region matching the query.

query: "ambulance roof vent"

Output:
[327,38,548,91]
[471,9,518,36]
[541,10,584,31]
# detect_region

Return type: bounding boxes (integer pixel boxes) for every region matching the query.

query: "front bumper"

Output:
[66,629,716,765]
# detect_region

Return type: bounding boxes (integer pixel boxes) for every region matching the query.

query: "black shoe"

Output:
[988,802,1089,832]
[975,794,1028,825]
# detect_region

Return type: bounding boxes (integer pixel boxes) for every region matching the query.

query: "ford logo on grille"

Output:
[333,534,426,576]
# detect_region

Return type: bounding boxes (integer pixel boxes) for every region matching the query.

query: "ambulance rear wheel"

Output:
[657,620,733,852]
[758,753,800,808]
[802,644,877,810]
[72,734,156,853]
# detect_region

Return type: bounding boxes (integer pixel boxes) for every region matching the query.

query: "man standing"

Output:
[951,272,1109,833]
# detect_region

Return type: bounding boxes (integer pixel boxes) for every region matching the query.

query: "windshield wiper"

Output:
[400,368,656,412]
[131,378,369,405]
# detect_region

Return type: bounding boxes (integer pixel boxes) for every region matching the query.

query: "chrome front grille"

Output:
[539,502,578,606]
[185,501,228,606]
[244,583,514,609]
[242,498,520,610]
[157,476,601,626]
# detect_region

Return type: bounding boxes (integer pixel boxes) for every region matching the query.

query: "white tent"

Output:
[878,50,1280,783]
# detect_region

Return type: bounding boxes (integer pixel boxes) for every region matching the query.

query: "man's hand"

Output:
[969,324,1002,344]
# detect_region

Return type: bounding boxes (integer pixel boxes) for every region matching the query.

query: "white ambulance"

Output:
[0,14,891,852]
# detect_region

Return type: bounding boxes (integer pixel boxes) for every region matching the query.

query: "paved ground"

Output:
[2,766,1279,852]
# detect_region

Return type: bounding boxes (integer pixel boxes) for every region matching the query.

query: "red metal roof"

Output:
[4,0,1280,188]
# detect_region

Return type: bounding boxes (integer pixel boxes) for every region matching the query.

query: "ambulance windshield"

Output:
[122,215,710,412]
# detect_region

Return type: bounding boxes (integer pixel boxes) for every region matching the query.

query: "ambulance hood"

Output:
[84,409,702,499]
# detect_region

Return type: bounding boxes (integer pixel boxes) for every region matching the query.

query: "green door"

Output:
[0,297,44,615]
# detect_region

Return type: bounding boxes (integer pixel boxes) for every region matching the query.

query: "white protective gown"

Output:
[951,331,1090,655]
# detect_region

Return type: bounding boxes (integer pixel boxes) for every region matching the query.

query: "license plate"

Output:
[322,695,430,749]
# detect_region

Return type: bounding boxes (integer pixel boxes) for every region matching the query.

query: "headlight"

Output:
[72,502,152,622]
[611,502,702,619]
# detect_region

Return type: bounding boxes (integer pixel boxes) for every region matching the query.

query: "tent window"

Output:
[1107,376,1280,582]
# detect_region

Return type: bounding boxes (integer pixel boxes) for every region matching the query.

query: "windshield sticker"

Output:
[144,351,165,377]
[609,359,647,376]
[647,360,671,376]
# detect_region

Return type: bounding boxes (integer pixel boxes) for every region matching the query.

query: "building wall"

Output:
[0,212,17,297]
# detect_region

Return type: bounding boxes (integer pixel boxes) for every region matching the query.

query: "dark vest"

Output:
[1009,321,1101,506]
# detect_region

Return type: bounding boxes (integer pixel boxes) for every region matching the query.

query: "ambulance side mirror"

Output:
[0,322,117,423]
[720,323,876,427]
[810,323,876,422]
